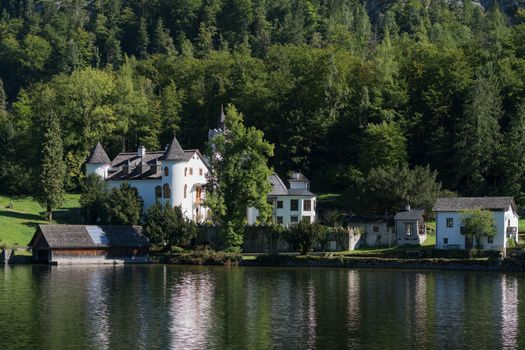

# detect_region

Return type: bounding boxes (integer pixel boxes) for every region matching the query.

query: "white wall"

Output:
[86,164,110,179]
[436,208,519,251]
[247,196,317,226]
[105,152,210,223]
[107,179,160,211]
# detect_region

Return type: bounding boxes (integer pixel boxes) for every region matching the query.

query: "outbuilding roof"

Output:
[394,209,425,221]
[432,197,516,212]
[29,225,150,249]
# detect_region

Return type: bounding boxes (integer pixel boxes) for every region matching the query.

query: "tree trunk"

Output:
[47,205,53,221]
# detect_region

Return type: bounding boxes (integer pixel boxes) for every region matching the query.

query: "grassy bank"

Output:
[0,194,81,248]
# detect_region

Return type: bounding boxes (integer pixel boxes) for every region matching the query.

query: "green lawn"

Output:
[0,194,81,248]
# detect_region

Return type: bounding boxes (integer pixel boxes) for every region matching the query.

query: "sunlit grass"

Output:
[0,194,81,248]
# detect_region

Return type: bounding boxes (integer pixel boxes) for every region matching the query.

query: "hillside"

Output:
[0,194,81,248]
[1,1,525,215]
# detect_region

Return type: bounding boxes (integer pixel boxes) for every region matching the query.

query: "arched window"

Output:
[164,167,169,176]
[163,184,171,198]
[184,184,187,199]
[155,186,162,198]
[184,167,187,176]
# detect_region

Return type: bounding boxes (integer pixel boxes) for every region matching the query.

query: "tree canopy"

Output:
[1,1,525,209]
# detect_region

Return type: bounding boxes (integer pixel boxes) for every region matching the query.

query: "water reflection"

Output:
[1,265,524,349]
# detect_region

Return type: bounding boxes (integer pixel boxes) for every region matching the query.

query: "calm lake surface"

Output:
[1,265,524,350]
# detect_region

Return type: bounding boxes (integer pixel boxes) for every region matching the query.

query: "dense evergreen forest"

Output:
[1,0,525,212]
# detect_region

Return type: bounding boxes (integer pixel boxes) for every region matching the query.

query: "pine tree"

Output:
[152,18,175,54]
[36,100,66,221]
[501,103,525,203]
[454,74,502,194]
[106,182,143,225]
[136,16,149,59]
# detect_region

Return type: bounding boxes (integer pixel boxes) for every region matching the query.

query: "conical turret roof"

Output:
[87,142,111,164]
[164,136,185,161]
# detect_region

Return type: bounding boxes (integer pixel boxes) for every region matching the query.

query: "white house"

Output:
[86,136,210,222]
[433,197,519,252]
[247,172,317,226]
[394,206,426,246]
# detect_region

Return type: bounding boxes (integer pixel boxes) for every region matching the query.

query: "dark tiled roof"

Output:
[433,197,516,212]
[87,142,111,164]
[269,174,289,195]
[164,136,185,161]
[287,188,315,196]
[267,173,316,197]
[288,172,309,182]
[107,149,208,181]
[394,209,425,221]
[30,225,149,248]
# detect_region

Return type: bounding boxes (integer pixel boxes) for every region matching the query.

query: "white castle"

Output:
[86,109,316,225]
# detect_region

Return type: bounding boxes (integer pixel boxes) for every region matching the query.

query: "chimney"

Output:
[405,204,411,211]
[138,145,146,157]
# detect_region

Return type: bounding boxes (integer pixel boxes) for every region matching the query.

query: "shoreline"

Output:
[4,250,525,272]
[160,254,525,273]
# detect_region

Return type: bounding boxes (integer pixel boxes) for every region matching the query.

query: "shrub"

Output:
[143,202,197,246]
[287,221,327,255]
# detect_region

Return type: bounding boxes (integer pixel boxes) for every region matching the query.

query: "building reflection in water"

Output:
[85,268,110,350]
[169,271,214,349]
[501,275,519,349]
[346,270,360,333]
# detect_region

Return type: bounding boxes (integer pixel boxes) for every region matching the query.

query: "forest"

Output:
[1,0,525,214]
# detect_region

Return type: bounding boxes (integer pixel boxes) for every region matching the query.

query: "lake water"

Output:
[0,265,524,349]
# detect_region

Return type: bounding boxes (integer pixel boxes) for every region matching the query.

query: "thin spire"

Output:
[219,104,226,131]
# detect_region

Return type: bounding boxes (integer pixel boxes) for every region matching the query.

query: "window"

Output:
[290,216,299,223]
[446,218,453,228]
[277,200,283,209]
[443,238,448,245]
[196,186,202,199]
[303,200,312,211]
[184,184,187,199]
[163,184,171,198]
[184,168,187,176]
[277,216,283,224]
[155,186,162,198]
[189,168,193,175]
[405,223,412,236]
[373,225,379,233]
[199,168,203,176]
[164,167,169,176]
[460,226,465,235]
[291,199,299,211]
[488,236,494,244]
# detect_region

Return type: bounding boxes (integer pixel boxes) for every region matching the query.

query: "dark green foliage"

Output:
[1,1,525,210]
[205,104,273,249]
[143,202,197,246]
[287,221,327,255]
[346,165,445,216]
[105,182,143,225]
[79,174,109,224]
[34,96,66,221]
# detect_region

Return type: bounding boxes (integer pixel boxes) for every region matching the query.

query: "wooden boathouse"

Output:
[29,225,150,264]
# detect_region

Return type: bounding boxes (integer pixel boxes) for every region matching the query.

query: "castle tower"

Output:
[162,135,186,209]
[86,142,111,179]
